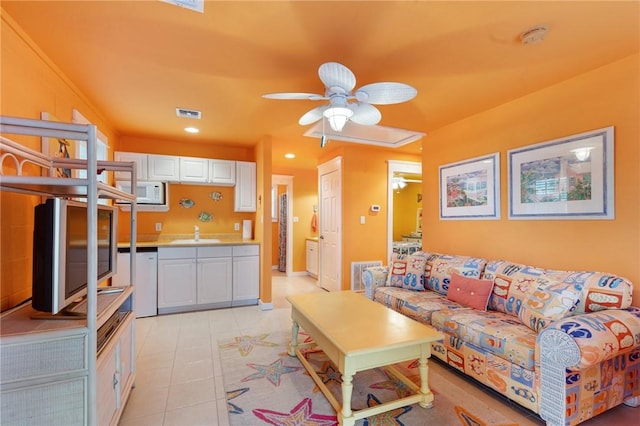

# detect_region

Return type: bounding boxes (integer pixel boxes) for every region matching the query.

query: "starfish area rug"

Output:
[218,330,532,426]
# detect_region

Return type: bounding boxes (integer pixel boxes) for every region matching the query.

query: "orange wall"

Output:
[0,13,120,310]
[422,54,640,306]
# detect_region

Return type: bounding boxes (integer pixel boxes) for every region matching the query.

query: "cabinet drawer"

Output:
[198,246,232,258]
[232,245,259,256]
[1,333,87,384]
[158,247,197,260]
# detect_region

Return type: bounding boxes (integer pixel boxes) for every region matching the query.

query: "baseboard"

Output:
[258,299,273,311]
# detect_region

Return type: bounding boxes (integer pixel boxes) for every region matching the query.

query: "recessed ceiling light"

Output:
[520,26,549,45]
[184,127,199,133]
[284,153,295,159]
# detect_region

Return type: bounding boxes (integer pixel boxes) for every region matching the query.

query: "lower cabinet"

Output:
[97,314,134,426]
[232,245,259,305]
[158,245,257,314]
[305,239,318,278]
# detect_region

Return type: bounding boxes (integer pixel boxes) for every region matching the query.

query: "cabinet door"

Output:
[232,255,259,301]
[209,160,235,185]
[148,154,180,182]
[234,161,256,212]
[306,240,318,277]
[197,257,232,304]
[157,259,197,308]
[97,343,118,426]
[180,156,209,183]
[114,151,148,181]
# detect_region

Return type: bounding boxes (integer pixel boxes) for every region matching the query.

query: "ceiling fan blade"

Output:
[262,92,326,100]
[298,105,328,125]
[354,82,417,105]
[349,103,381,125]
[318,62,356,92]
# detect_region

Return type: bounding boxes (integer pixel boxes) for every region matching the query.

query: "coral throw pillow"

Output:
[447,273,494,311]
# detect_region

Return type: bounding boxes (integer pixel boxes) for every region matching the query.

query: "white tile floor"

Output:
[119,273,639,425]
[118,273,324,425]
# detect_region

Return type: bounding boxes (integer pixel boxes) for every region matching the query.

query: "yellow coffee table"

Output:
[287,291,443,426]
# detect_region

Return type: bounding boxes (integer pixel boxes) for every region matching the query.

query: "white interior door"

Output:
[318,157,342,291]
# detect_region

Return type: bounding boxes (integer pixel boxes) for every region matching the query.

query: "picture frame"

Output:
[508,126,614,220]
[439,152,500,220]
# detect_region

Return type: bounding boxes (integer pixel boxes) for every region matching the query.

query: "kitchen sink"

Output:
[169,238,222,244]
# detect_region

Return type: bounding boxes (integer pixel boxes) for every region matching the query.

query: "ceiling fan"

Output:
[262,62,417,133]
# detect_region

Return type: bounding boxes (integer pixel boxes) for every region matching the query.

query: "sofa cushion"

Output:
[374,286,470,324]
[518,276,583,332]
[447,273,494,311]
[425,254,488,295]
[556,271,634,314]
[483,260,542,318]
[431,308,537,370]
[387,251,428,291]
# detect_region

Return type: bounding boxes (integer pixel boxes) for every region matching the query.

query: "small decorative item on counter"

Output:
[209,191,223,201]
[179,198,195,208]
[198,211,213,222]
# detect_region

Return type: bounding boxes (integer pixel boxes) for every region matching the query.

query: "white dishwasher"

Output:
[112,247,158,317]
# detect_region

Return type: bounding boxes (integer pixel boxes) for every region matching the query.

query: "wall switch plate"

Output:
[360,215,366,224]
[234,223,240,231]
[293,216,299,223]
[155,222,162,231]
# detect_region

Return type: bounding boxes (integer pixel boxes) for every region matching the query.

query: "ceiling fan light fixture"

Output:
[323,106,353,132]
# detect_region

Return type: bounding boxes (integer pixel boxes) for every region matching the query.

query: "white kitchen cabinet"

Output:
[197,246,233,305]
[179,156,209,183]
[148,154,180,182]
[112,250,158,317]
[114,151,148,181]
[157,247,198,311]
[232,245,259,305]
[306,239,318,278]
[234,161,256,212]
[209,159,235,185]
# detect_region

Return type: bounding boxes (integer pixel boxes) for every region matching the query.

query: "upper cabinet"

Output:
[148,155,180,182]
[113,152,252,196]
[209,160,235,186]
[234,161,256,212]
[114,152,148,181]
[179,156,208,183]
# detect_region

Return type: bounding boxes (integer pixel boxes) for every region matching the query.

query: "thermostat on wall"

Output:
[370,205,381,212]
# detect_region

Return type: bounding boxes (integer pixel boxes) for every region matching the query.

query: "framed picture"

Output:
[439,152,500,220]
[508,126,614,220]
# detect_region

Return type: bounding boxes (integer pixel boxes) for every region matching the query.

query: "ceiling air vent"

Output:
[176,108,202,119]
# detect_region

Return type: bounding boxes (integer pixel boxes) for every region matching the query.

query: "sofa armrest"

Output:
[537,307,640,425]
[538,307,640,369]
[362,266,389,300]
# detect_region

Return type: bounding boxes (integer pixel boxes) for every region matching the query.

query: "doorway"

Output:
[272,175,293,276]
[387,160,422,261]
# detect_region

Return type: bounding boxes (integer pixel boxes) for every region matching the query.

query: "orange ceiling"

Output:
[2,1,639,168]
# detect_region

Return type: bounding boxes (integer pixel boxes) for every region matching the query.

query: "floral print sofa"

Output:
[362,251,640,426]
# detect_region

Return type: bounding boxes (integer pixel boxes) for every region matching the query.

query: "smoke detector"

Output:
[176,108,202,119]
[520,26,549,45]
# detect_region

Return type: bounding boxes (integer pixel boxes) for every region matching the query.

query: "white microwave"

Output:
[116,181,166,204]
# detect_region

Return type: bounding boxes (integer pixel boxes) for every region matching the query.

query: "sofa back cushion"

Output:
[387,251,429,291]
[546,270,633,314]
[484,260,540,318]
[425,254,488,296]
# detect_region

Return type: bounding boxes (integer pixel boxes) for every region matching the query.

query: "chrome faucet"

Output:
[194,225,200,241]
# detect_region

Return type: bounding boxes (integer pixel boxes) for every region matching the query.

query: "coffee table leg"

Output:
[418,349,434,408]
[341,365,355,426]
[288,320,299,356]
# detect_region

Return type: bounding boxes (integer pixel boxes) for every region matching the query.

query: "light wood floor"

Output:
[119,273,638,425]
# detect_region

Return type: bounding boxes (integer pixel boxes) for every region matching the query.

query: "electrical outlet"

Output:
[234,223,240,231]
[155,222,162,231]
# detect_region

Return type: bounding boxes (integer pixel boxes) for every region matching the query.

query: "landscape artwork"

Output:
[519,155,592,204]
[446,169,488,207]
